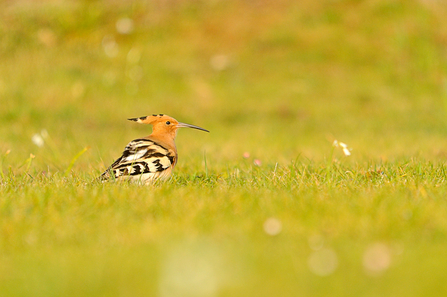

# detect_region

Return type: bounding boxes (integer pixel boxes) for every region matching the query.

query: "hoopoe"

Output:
[99,114,209,183]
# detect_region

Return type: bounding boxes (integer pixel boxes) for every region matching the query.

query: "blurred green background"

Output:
[2,0,447,171]
[2,0,447,296]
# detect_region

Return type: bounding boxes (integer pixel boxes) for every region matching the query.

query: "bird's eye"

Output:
[166,121,171,125]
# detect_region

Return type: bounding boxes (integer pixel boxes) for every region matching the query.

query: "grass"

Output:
[2,0,447,296]
[2,160,447,296]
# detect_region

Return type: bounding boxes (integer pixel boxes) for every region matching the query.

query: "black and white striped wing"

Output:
[100,138,176,181]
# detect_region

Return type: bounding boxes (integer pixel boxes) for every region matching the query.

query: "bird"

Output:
[99,114,209,184]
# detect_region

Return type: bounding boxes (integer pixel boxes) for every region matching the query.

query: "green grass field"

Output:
[2,0,447,296]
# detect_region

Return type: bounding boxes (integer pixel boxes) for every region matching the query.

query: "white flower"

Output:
[31,130,49,147]
[263,218,282,236]
[32,134,44,147]
[333,140,351,156]
[116,18,134,34]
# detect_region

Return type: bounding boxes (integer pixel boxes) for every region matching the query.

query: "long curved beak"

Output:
[177,122,209,132]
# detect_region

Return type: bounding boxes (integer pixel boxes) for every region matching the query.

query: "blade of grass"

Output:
[0,150,11,179]
[64,147,90,176]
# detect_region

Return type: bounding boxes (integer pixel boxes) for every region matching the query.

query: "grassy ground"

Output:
[2,0,447,296]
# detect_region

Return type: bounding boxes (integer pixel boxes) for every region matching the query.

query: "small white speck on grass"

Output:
[116,17,134,34]
[32,130,48,147]
[333,140,351,156]
[243,152,250,159]
[253,159,262,166]
[210,54,230,71]
[32,134,44,147]
[308,248,338,276]
[102,35,119,57]
[363,243,392,276]
[263,218,282,236]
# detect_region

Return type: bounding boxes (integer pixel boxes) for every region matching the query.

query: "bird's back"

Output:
[100,137,177,183]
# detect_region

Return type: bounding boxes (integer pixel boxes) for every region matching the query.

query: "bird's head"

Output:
[128,114,209,138]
